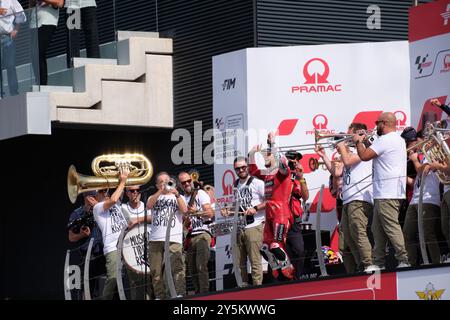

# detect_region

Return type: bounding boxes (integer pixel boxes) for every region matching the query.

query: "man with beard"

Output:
[353,112,409,270]
[249,132,295,280]
[178,171,214,294]
[227,156,266,286]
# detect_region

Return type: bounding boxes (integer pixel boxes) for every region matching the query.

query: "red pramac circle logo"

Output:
[221,170,236,196]
[394,110,407,126]
[312,114,328,130]
[303,58,330,84]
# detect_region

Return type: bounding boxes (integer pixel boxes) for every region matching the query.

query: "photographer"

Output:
[285,150,308,279]
[67,190,104,298]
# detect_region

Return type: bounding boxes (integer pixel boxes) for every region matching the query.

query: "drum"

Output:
[121,224,151,274]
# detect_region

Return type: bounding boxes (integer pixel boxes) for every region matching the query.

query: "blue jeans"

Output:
[1,35,18,96]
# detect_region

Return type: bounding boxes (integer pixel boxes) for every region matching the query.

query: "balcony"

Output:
[0,4,173,141]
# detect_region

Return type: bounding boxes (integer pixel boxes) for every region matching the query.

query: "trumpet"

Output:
[308,157,341,172]
[165,178,177,191]
[67,153,153,203]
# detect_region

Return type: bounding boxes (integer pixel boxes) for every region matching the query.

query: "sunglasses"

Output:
[375,120,385,125]
[97,189,107,193]
[128,189,140,194]
[234,165,248,172]
[180,179,192,185]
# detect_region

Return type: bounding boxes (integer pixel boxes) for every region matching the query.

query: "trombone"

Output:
[264,130,373,154]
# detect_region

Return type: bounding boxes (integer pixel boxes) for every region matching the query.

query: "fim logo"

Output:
[416,283,445,300]
[415,54,432,75]
[222,78,236,91]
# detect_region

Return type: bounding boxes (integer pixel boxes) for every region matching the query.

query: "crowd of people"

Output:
[67,107,450,300]
[0,0,99,96]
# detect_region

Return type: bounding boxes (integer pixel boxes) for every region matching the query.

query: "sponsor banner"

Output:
[213,41,410,290]
[409,1,450,129]
[409,0,450,43]
[193,272,397,300]
[397,266,450,300]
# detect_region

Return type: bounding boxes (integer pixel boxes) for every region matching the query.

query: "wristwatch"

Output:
[253,205,258,211]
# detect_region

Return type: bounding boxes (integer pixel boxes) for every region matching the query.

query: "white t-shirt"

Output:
[236,176,265,229]
[93,202,127,254]
[183,189,212,236]
[410,159,441,206]
[0,0,26,34]
[30,4,59,28]
[369,131,407,199]
[341,149,373,205]
[149,194,185,244]
[121,201,146,220]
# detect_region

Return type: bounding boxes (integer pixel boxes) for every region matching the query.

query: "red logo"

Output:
[312,114,328,130]
[351,111,383,130]
[306,114,335,135]
[394,110,407,131]
[303,58,329,84]
[416,97,447,131]
[277,119,299,136]
[441,54,450,73]
[221,169,236,196]
[291,58,342,94]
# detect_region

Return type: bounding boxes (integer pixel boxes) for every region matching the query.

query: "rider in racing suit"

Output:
[248,133,295,279]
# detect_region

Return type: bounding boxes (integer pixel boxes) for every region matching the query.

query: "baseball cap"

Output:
[401,127,418,143]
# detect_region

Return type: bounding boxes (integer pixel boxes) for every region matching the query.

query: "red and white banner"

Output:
[409,0,450,129]
[193,266,450,300]
[212,41,410,290]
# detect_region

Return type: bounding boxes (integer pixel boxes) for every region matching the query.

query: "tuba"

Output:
[67,153,153,203]
[421,129,450,184]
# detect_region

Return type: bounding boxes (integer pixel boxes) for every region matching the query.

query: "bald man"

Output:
[352,112,409,270]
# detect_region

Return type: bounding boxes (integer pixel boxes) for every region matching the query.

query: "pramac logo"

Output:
[394,110,407,131]
[221,169,236,196]
[306,114,335,135]
[312,114,328,130]
[292,58,342,94]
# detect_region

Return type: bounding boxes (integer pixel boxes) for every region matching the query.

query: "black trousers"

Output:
[31,25,56,85]
[286,221,305,280]
[66,6,100,68]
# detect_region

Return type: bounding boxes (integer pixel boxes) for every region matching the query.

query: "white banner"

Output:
[213,41,410,290]
[397,266,450,300]
[409,0,450,129]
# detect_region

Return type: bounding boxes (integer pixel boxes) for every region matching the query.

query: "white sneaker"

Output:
[364,265,380,273]
[397,262,411,268]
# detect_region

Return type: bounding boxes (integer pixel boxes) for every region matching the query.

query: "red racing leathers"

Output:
[249,155,293,254]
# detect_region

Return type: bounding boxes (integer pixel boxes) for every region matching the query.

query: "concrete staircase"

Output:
[0,31,173,140]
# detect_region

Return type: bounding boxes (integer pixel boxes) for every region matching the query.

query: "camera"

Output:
[67,214,95,234]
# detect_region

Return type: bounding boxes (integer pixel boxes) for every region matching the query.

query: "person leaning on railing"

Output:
[0,0,26,96]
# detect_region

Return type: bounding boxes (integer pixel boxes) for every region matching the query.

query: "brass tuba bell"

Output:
[67,153,153,203]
